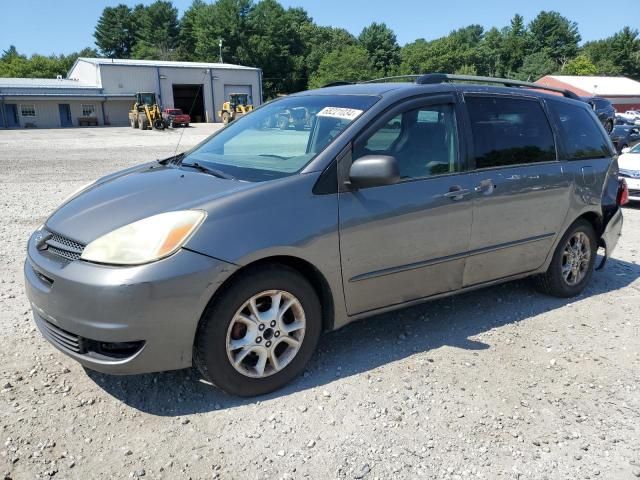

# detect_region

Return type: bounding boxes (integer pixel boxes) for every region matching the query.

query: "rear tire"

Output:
[222,112,230,125]
[194,265,322,396]
[534,219,597,298]
[130,117,138,128]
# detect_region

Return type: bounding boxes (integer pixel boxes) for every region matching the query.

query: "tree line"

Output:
[1,0,639,99]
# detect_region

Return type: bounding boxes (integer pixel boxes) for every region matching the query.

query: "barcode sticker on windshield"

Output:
[317,107,363,121]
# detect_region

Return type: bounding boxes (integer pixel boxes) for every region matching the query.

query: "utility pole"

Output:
[218,39,223,63]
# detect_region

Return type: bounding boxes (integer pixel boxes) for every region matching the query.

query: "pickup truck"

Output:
[162,108,191,128]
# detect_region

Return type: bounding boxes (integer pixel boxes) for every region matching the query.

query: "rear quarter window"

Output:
[466,96,556,169]
[547,100,611,160]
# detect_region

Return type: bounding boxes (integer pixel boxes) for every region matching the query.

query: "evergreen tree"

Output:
[94,4,139,58]
[358,22,401,77]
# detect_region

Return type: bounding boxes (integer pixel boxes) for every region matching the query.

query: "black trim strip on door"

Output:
[349,232,555,283]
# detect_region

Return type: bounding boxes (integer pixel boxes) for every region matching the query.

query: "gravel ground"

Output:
[1,125,639,480]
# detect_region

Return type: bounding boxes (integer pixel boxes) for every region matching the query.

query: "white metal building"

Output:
[536,75,640,112]
[0,58,263,128]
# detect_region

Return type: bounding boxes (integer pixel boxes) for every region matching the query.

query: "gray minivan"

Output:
[25,74,625,396]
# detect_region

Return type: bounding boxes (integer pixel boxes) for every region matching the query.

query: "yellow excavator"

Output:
[129,92,165,130]
[219,93,253,124]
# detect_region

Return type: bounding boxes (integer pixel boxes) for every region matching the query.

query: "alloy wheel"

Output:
[561,232,591,286]
[226,290,306,378]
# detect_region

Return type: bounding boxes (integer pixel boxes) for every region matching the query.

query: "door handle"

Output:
[443,185,471,200]
[474,179,495,195]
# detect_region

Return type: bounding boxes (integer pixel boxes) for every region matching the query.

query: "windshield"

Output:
[630,143,640,153]
[183,94,379,182]
[167,109,183,114]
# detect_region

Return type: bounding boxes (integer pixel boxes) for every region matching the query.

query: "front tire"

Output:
[194,265,322,396]
[534,219,597,298]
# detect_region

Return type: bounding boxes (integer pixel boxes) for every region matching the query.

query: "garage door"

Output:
[223,85,253,103]
[104,100,132,126]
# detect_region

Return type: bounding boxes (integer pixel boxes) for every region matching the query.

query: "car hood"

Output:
[45,163,253,245]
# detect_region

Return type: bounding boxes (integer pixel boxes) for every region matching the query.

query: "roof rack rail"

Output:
[321,81,354,88]
[359,75,421,84]
[415,73,580,100]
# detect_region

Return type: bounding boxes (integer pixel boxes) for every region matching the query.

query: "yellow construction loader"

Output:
[219,93,253,124]
[129,92,166,130]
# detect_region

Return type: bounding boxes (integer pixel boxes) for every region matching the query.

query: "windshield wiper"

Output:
[158,152,185,165]
[181,162,236,180]
[259,154,290,160]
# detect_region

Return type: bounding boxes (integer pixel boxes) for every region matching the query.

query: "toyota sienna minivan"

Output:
[25,74,625,396]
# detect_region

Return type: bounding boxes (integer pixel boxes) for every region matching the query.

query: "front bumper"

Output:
[24,232,236,374]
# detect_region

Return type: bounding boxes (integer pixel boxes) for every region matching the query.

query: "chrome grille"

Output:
[45,233,85,261]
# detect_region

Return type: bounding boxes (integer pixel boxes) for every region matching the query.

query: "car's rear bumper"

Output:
[24,232,236,374]
[601,207,623,255]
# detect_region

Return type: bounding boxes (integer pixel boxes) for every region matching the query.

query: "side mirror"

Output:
[348,155,400,189]
[621,147,631,154]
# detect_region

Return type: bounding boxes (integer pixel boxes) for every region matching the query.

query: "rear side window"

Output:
[547,101,610,160]
[466,96,556,169]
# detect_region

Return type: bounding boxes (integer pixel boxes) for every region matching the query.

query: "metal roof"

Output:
[538,76,640,97]
[0,78,99,89]
[75,57,261,71]
[0,78,133,98]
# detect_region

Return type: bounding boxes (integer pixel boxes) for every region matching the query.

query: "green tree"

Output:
[583,27,640,79]
[501,14,527,76]
[189,0,253,64]
[246,0,308,96]
[476,27,504,76]
[178,0,207,61]
[399,25,486,76]
[132,1,180,60]
[0,46,98,78]
[308,45,376,88]
[0,46,29,77]
[528,11,580,69]
[94,4,139,58]
[301,24,356,83]
[609,27,640,79]
[563,54,597,75]
[516,51,557,81]
[358,22,400,76]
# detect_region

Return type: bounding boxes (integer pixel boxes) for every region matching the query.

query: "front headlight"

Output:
[80,210,206,265]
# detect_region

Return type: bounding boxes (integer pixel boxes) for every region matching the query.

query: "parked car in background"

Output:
[618,143,640,201]
[610,125,640,153]
[581,96,616,133]
[162,108,190,128]
[618,110,640,126]
[24,74,625,396]
[615,115,636,126]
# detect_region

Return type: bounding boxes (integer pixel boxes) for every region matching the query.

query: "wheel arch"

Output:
[576,210,604,244]
[201,255,336,334]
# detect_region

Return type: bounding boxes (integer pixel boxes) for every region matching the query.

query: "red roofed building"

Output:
[536,75,640,112]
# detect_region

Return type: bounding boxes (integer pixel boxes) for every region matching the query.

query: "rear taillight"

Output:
[617,179,629,206]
